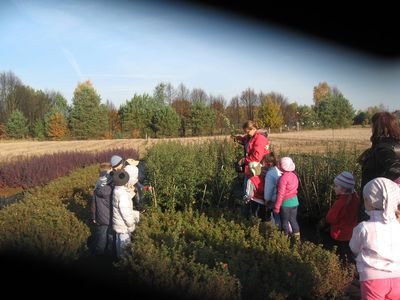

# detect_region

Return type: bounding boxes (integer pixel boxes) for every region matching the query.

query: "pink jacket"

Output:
[274,171,299,213]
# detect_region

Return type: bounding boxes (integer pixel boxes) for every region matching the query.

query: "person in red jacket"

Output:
[233,120,270,192]
[243,162,266,221]
[326,171,360,262]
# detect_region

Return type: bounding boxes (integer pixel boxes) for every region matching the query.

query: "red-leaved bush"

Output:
[0,148,139,189]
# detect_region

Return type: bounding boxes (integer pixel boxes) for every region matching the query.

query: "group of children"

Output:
[90,155,150,259]
[243,152,400,299]
[243,153,300,240]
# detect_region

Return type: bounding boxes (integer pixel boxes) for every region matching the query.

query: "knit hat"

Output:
[334,171,355,190]
[111,155,123,168]
[249,162,262,176]
[280,157,295,172]
[112,170,130,186]
[363,177,400,223]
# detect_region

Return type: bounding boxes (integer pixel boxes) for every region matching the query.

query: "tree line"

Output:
[0,71,397,140]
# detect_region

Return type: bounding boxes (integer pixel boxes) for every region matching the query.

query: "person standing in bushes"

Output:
[233,120,270,193]
[90,162,114,256]
[325,171,359,262]
[263,152,283,227]
[111,155,140,202]
[243,161,267,221]
[357,112,400,220]
[350,177,400,300]
[273,157,300,240]
[112,169,140,258]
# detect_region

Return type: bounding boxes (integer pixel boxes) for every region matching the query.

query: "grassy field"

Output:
[0,127,372,163]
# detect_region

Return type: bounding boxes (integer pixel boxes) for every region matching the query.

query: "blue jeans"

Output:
[92,225,114,256]
[279,206,300,234]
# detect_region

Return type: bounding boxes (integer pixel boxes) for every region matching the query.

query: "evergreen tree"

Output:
[69,81,107,139]
[5,110,28,138]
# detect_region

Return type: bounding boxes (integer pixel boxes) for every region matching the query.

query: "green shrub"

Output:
[0,165,97,261]
[144,139,241,210]
[286,144,362,220]
[118,208,354,299]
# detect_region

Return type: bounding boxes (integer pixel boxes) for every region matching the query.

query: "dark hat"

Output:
[112,170,130,186]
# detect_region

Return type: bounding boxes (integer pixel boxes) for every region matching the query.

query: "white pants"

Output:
[116,232,131,258]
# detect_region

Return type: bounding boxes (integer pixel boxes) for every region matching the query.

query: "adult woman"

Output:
[358,112,400,189]
[358,112,400,220]
[233,120,270,189]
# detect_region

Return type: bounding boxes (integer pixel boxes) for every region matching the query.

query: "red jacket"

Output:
[326,192,360,241]
[243,132,270,176]
[247,175,265,202]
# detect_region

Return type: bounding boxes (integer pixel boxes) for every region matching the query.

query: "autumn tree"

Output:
[209,95,226,134]
[257,100,284,129]
[172,99,191,137]
[313,82,331,106]
[47,112,69,140]
[69,81,107,139]
[226,96,243,131]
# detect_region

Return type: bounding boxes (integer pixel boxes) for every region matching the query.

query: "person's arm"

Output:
[90,194,96,222]
[349,223,365,255]
[273,175,286,213]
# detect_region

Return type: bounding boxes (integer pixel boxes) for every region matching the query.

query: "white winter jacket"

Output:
[112,185,140,234]
[350,211,400,281]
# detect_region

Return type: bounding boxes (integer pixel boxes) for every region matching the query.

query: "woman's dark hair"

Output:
[262,152,278,166]
[370,112,400,144]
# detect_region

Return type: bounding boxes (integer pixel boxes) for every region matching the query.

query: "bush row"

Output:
[0,148,139,189]
[119,208,354,299]
[0,164,98,261]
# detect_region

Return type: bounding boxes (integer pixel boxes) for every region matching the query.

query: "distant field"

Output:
[0,128,371,163]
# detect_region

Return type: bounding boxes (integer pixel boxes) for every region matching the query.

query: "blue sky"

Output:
[1,0,399,111]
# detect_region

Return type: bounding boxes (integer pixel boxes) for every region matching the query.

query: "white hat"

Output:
[280,157,295,172]
[363,177,400,223]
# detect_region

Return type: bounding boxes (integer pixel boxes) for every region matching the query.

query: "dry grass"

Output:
[0,128,372,163]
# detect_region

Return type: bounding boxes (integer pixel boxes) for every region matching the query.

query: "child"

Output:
[273,157,300,240]
[112,169,140,258]
[263,152,283,227]
[90,162,114,256]
[243,161,266,221]
[325,171,359,262]
[349,177,400,300]
[110,155,139,200]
